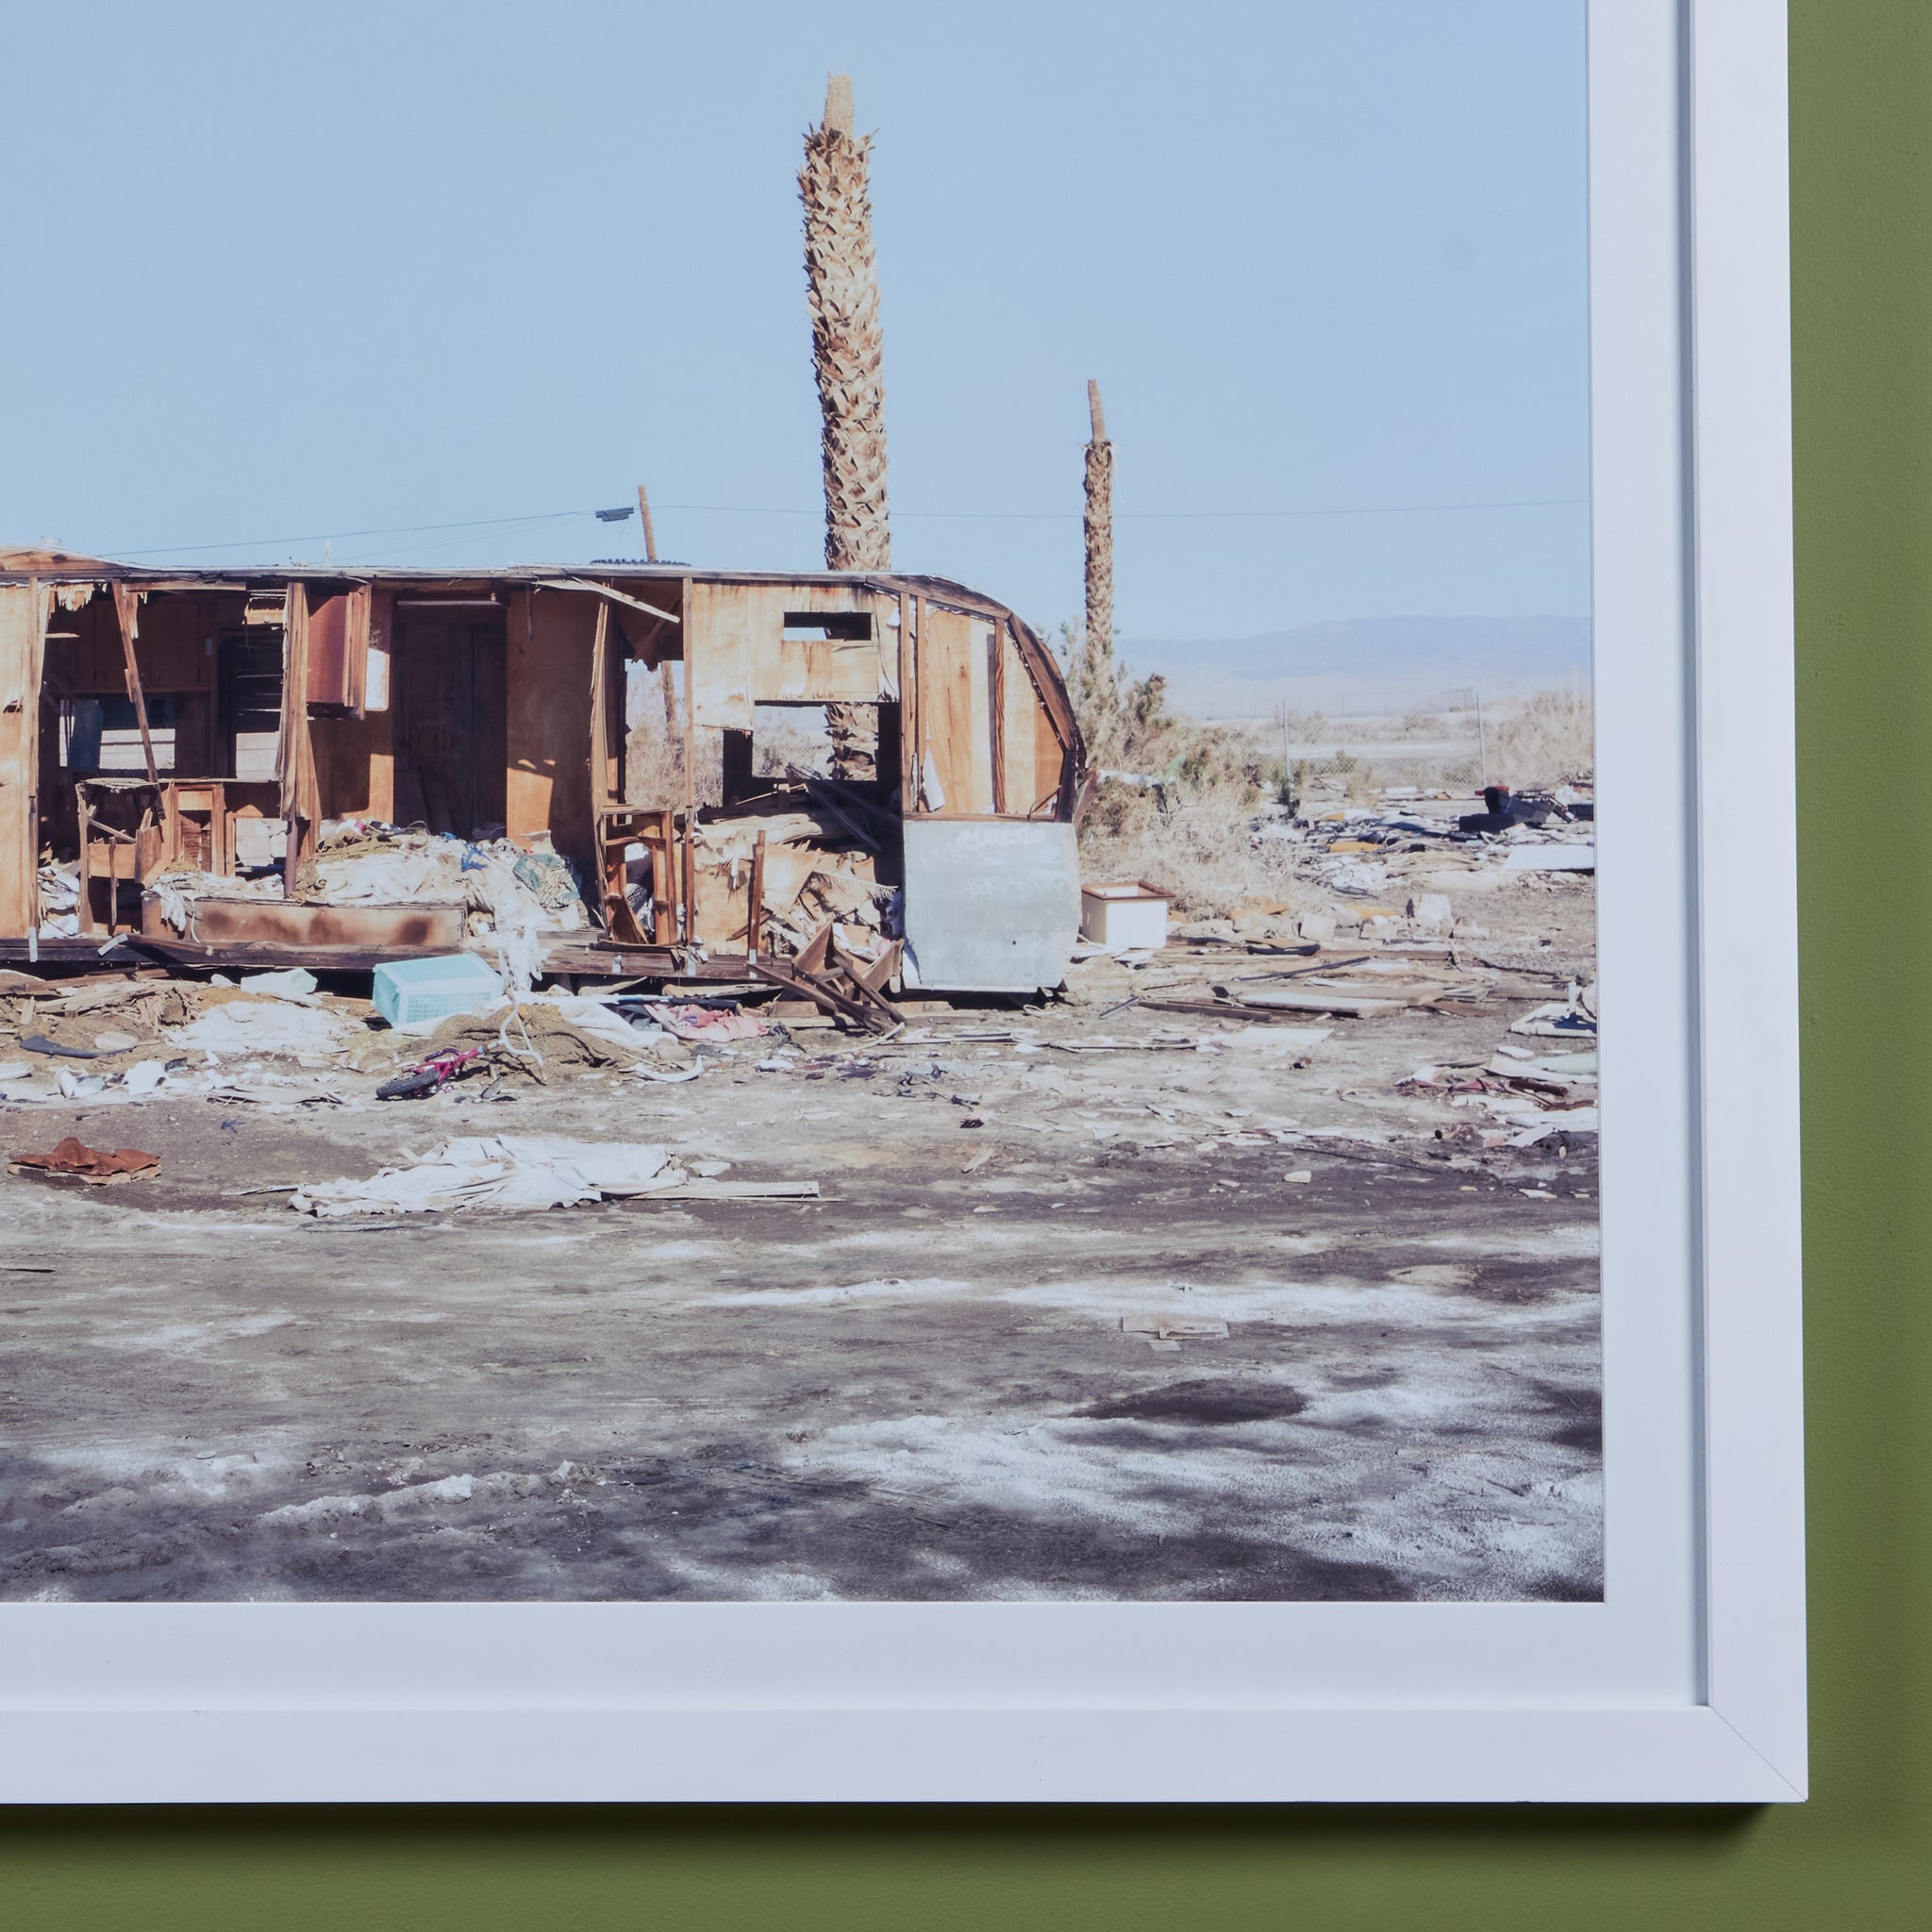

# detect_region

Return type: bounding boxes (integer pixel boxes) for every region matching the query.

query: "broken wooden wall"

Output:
[44,589,229,780]
[310,587,394,821]
[684,580,898,731]
[310,708,394,821]
[916,606,995,813]
[0,581,47,936]
[508,588,600,871]
[304,584,372,710]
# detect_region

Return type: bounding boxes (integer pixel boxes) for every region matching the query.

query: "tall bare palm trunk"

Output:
[801,73,887,780]
[1083,379,1115,685]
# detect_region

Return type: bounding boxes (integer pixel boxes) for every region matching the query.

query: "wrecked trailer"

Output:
[0,553,1084,999]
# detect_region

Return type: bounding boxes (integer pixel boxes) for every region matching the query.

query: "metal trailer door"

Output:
[900,817,1080,993]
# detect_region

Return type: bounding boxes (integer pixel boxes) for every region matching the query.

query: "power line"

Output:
[100,492,1588,560]
[648,495,1586,522]
[107,509,591,559]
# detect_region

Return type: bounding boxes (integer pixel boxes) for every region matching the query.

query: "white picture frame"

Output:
[0,0,1804,1805]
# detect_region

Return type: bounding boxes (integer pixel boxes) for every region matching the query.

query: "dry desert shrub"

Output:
[1058,622,1300,916]
[1079,791,1303,918]
[624,719,684,808]
[1490,688,1595,790]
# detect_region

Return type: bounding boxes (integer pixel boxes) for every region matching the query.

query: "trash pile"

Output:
[145,821,593,944]
[1397,1041,1599,1150]
[690,799,899,959]
[33,861,80,939]
[1232,781,1597,942]
[288,1135,683,1216]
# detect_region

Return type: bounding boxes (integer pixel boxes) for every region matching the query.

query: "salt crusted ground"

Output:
[0,879,1600,1604]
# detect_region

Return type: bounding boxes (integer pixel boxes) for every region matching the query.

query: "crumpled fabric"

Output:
[418,997,685,1076]
[655,1004,768,1043]
[289,1135,681,1217]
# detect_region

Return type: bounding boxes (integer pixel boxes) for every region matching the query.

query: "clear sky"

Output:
[1,1,1589,642]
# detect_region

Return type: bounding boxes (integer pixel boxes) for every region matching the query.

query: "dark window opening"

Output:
[781,611,872,641]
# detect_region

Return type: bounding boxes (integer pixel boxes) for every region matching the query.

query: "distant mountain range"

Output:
[1116,615,1592,719]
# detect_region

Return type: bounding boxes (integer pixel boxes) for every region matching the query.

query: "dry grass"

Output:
[1078,791,1303,919]
[1488,688,1594,790]
[1058,621,1302,917]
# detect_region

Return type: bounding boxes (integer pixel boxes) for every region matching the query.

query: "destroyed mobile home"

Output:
[0,557,1083,1008]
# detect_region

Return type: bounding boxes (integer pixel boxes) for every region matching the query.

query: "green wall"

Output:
[4,5,1929,1924]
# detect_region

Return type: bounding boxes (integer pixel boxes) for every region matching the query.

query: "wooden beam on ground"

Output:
[750,956,890,1032]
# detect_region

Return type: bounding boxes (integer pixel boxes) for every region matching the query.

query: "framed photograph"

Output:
[0,0,1802,1802]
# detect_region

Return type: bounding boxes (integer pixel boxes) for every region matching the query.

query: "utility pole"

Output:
[801,73,888,780]
[632,484,676,748]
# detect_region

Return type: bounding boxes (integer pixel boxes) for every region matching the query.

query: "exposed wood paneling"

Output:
[686,581,760,730]
[507,588,599,871]
[306,585,371,711]
[918,606,994,814]
[311,707,395,822]
[0,581,48,936]
[278,584,320,882]
[393,620,505,836]
[589,601,612,811]
[56,591,225,696]
[1000,628,1049,812]
[110,586,158,783]
[688,580,894,723]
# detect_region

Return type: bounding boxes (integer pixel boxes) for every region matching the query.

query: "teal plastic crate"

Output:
[373,953,503,1027]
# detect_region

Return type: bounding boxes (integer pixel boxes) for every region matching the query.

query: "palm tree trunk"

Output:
[1083,379,1114,687]
[801,74,886,780]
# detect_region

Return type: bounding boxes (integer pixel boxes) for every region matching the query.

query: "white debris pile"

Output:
[34,862,79,938]
[289,1136,685,1217]
[169,998,350,1058]
[306,824,591,938]
[143,824,593,941]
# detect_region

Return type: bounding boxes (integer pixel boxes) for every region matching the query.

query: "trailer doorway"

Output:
[392,615,508,837]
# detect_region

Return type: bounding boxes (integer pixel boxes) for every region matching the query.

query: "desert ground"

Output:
[0,829,1599,1605]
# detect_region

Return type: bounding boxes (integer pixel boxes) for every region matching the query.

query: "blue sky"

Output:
[1,1,1589,641]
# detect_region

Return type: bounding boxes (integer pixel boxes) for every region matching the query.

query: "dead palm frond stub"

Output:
[802,72,888,780]
[1083,378,1115,691]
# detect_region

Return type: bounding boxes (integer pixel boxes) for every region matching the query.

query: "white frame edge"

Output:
[0,0,1805,1805]
[1684,0,1807,1798]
